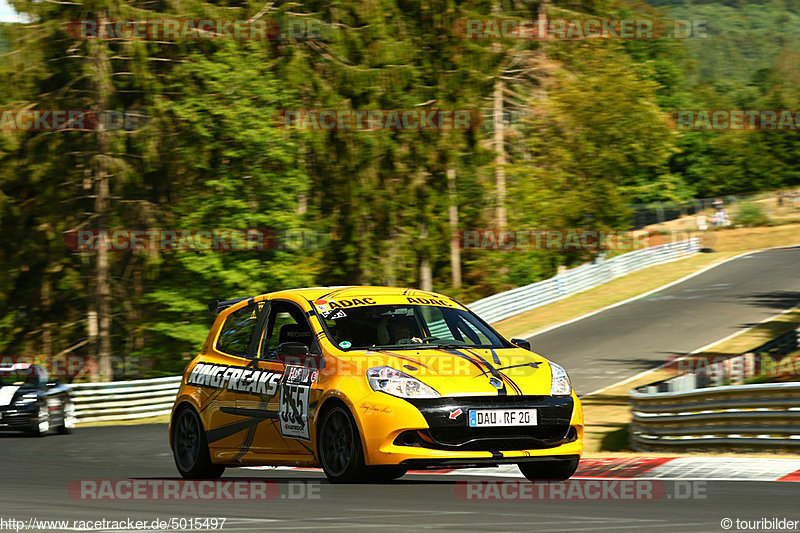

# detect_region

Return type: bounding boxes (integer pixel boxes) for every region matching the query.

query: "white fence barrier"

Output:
[70,375,182,423]
[468,238,700,324]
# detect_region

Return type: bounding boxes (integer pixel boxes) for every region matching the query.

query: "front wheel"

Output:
[318,405,367,483]
[28,402,50,437]
[172,407,225,479]
[518,458,579,481]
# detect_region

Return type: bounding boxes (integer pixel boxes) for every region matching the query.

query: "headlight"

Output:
[366,366,440,399]
[14,393,38,405]
[550,362,572,396]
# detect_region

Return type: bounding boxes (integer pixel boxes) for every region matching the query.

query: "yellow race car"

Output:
[169,286,583,483]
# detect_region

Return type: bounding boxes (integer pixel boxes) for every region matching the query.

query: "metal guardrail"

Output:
[630,382,800,451]
[70,375,182,423]
[468,238,700,324]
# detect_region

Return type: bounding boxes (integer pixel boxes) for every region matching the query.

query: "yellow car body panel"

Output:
[170,286,583,470]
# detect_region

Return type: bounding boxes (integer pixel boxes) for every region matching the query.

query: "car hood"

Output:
[332,346,554,397]
[0,385,25,406]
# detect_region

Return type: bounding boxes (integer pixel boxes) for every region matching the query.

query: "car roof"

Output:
[0,362,34,372]
[264,286,452,302]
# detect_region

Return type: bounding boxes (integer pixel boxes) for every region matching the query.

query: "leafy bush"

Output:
[734,202,770,227]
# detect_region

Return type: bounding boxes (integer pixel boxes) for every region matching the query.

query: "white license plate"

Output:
[468,408,537,427]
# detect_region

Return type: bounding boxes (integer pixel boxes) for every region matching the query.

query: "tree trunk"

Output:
[91,34,113,381]
[538,0,549,40]
[41,273,52,356]
[419,222,432,291]
[493,78,507,230]
[447,167,461,289]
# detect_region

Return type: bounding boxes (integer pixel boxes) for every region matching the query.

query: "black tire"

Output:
[366,466,408,482]
[317,404,367,483]
[57,398,75,435]
[518,458,580,481]
[28,402,50,437]
[172,406,225,479]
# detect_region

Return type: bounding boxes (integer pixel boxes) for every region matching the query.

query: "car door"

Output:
[238,299,318,457]
[203,300,265,458]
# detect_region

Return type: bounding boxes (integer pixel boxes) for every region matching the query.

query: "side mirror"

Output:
[511,338,532,351]
[276,342,323,368]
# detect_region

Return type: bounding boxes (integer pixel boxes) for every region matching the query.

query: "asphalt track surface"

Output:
[3,247,800,532]
[2,425,798,532]
[529,247,800,395]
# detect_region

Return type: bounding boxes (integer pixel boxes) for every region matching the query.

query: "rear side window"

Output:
[217,302,261,356]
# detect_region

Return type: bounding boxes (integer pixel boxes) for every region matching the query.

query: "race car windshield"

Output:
[317,304,508,350]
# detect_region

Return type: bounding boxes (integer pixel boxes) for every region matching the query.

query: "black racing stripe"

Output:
[461,348,523,395]
[371,349,433,370]
[234,424,257,462]
[296,439,314,455]
[223,407,280,420]
[440,348,487,374]
[489,348,500,365]
[318,287,352,300]
[440,347,507,396]
[491,451,503,459]
[198,387,225,414]
[498,371,523,395]
[495,362,540,371]
[236,402,266,458]
[419,290,442,299]
[206,418,260,444]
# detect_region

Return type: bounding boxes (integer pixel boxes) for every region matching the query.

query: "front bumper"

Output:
[0,405,37,431]
[355,392,583,466]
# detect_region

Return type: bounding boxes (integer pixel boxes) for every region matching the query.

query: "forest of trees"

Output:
[1,0,799,377]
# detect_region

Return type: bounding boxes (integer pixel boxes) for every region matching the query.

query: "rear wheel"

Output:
[318,404,367,483]
[57,399,75,435]
[518,458,579,481]
[172,406,225,479]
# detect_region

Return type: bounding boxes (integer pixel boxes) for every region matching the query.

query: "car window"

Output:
[419,306,492,345]
[260,301,314,360]
[318,304,506,350]
[217,302,260,357]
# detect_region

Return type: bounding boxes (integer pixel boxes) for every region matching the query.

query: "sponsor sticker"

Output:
[278,365,316,441]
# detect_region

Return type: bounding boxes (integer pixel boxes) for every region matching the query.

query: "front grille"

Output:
[402,395,574,451]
